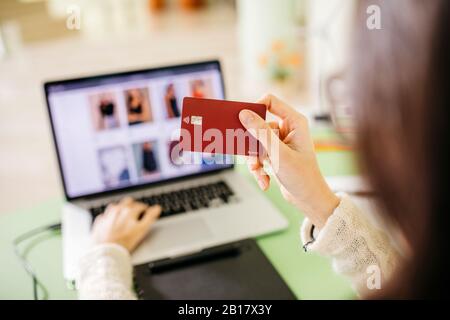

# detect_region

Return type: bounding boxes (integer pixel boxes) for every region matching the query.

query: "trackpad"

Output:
[132,218,214,265]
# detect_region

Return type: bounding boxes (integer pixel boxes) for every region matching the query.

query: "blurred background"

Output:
[0,0,354,215]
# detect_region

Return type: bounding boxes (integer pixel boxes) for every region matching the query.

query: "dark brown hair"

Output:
[350,0,450,298]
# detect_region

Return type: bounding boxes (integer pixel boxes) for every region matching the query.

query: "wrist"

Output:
[89,241,130,256]
[92,237,132,253]
[301,185,340,229]
[313,192,340,228]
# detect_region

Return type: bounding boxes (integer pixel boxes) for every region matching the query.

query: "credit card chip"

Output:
[191,116,203,126]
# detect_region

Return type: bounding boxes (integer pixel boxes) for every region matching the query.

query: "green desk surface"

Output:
[0,128,357,300]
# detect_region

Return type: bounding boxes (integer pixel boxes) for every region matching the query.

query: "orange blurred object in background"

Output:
[148,0,166,11]
[148,0,206,12]
[179,0,206,10]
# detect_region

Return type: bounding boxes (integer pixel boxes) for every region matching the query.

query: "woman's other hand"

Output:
[239,94,339,228]
[91,197,161,252]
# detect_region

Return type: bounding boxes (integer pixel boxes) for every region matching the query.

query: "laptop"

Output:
[44,60,288,281]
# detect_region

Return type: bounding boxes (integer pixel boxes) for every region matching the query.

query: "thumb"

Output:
[239,109,284,158]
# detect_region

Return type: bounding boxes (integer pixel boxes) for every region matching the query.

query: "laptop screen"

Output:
[45,61,232,200]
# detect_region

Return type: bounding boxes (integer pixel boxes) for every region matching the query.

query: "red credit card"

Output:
[179,97,266,156]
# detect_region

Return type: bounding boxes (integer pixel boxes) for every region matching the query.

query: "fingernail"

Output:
[258,178,266,190]
[239,110,254,126]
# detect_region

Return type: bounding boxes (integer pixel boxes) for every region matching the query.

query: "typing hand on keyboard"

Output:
[91,197,161,253]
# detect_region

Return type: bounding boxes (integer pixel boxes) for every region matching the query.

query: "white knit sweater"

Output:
[77,193,399,299]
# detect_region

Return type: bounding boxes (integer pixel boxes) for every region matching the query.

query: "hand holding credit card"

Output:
[179,97,267,156]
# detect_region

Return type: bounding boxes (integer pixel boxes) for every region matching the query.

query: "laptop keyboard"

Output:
[89,180,236,221]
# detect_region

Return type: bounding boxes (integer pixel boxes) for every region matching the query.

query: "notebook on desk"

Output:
[133,239,296,300]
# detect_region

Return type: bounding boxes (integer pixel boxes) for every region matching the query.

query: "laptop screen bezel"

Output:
[44,60,234,201]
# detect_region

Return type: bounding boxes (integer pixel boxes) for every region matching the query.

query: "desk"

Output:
[0,128,357,300]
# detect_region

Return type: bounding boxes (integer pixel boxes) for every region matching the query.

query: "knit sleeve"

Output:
[76,243,137,300]
[301,193,399,296]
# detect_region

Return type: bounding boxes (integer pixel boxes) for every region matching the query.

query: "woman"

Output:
[98,97,118,129]
[141,142,158,175]
[191,79,207,98]
[127,89,151,125]
[77,0,449,299]
[165,84,181,118]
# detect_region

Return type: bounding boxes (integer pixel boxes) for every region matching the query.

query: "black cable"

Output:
[12,223,61,300]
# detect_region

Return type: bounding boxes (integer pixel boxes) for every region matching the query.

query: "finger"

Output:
[246,155,262,171]
[104,203,118,215]
[118,197,134,208]
[251,168,270,191]
[122,201,148,220]
[246,156,270,190]
[250,164,267,178]
[239,110,285,158]
[92,212,104,226]
[257,142,269,164]
[102,204,120,222]
[139,205,161,230]
[247,149,268,169]
[268,121,284,146]
[258,174,270,191]
[256,125,275,164]
[256,94,299,119]
[93,209,115,230]
[249,161,266,177]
